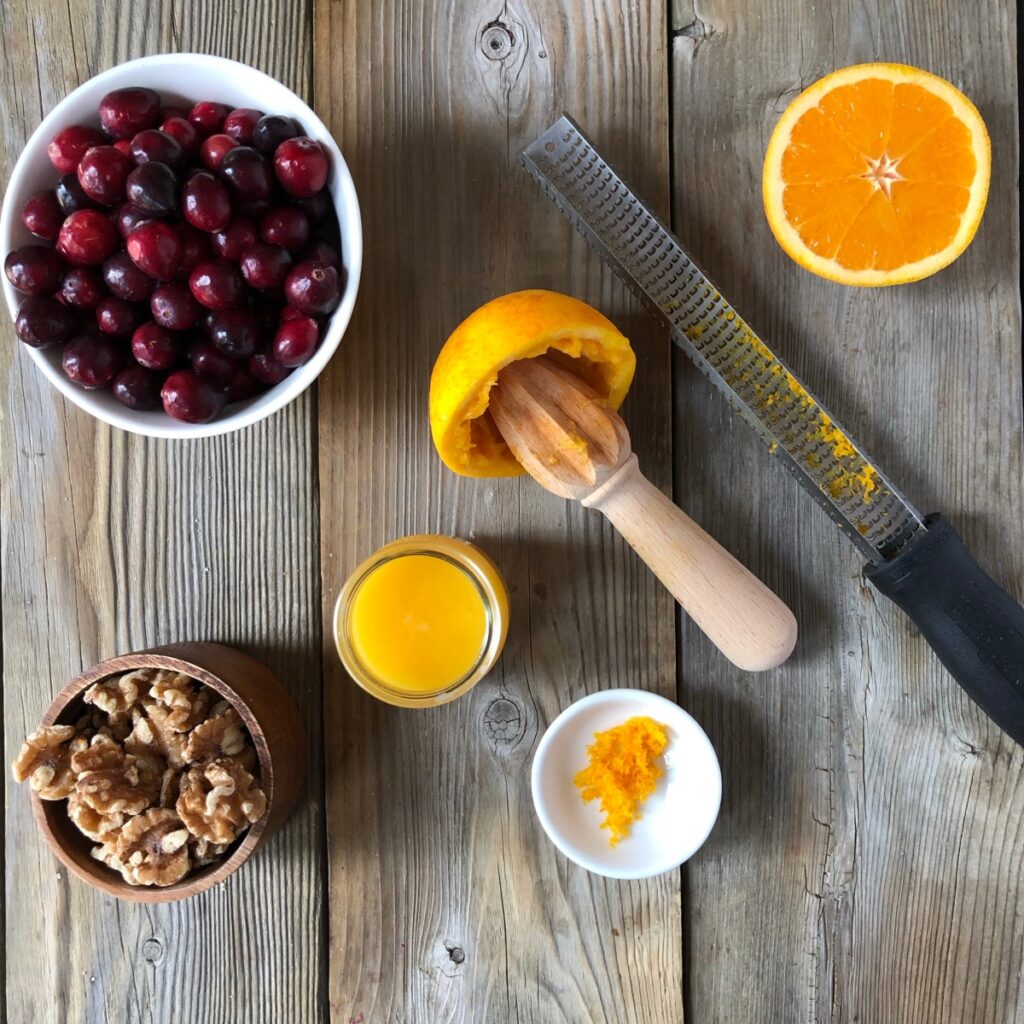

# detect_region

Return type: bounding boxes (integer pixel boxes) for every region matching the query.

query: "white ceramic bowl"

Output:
[531,689,721,878]
[0,53,362,438]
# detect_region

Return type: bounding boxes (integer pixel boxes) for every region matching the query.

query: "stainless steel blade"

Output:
[520,114,924,564]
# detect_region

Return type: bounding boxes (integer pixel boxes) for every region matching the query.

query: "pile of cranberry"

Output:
[5,87,344,424]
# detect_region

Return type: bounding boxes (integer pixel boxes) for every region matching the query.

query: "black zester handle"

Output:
[865,515,1024,744]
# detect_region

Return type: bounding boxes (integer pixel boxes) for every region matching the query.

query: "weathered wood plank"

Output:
[671,2,1024,1022]
[315,2,680,1021]
[1,3,325,1023]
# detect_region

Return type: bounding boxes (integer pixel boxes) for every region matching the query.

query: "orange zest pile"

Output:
[763,63,990,286]
[573,716,668,847]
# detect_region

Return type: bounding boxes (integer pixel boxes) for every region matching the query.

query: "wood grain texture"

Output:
[1,3,325,1022]
[670,2,1024,1022]
[314,2,680,1021]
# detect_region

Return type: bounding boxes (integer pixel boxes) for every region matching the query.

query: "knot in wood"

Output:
[483,697,523,744]
[480,20,514,61]
[141,937,163,964]
[447,945,466,965]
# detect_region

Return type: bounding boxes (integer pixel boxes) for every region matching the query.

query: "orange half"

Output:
[429,290,635,477]
[763,63,990,286]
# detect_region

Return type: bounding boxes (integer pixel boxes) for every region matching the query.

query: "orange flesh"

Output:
[780,79,977,270]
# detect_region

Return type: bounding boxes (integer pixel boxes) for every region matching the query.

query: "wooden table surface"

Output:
[2,2,1022,1022]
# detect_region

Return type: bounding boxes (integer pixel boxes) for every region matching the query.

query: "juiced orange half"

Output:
[763,63,991,285]
[429,290,635,477]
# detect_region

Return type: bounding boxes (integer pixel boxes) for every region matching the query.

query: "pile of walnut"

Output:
[11,668,267,887]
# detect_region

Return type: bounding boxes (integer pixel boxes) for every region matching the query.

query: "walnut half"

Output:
[177,757,267,844]
[11,725,78,800]
[114,808,191,887]
[67,793,125,844]
[183,704,247,764]
[148,670,212,732]
[74,736,159,817]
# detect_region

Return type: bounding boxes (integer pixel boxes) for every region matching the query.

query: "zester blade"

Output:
[521,114,924,564]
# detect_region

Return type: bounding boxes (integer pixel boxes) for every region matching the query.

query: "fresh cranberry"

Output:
[280,304,305,321]
[210,218,257,261]
[209,308,260,358]
[99,87,162,139]
[48,125,105,174]
[62,331,122,389]
[113,139,133,158]
[5,244,64,294]
[273,137,329,198]
[115,202,148,238]
[160,116,201,158]
[113,366,161,410]
[284,259,341,315]
[200,133,238,170]
[239,243,291,289]
[129,128,184,168]
[103,251,155,302]
[189,259,243,310]
[126,220,183,280]
[95,296,144,337]
[248,348,290,385]
[295,189,332,225]
[190,341,238,385]
[224,366,263,403]
[131,321,182,370]
[126,161,178,217]
[273,315,319,366]
[15,296,79,348]
[151,281,200,330]
[76,145,133,206]
[223,108,263,145]
[188,101,230,137]
[57,209,118,266]
[236,198,272,221]
[21,190,63,240]
[60,267,106,310]
[300,239,341,269]
[56,173,97,216]
[260,207,310,251]
[161,369,225,422]
[182,172,232,232]
[176,223,211,276]
[252,114,300,155]
[219,146,273,202]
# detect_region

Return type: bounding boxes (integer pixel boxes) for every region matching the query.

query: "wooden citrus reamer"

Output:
[490,356,797,671]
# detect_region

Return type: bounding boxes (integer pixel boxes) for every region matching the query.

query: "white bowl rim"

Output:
[531,688,722,879]
[0,51,362,439]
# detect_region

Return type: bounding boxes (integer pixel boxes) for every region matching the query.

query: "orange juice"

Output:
[335,535,509,707]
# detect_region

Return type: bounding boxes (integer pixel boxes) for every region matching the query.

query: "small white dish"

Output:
[531,689,721,879]
[0,53,362,439]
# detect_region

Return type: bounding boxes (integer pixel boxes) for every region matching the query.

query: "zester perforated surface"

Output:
[521,115,923,563]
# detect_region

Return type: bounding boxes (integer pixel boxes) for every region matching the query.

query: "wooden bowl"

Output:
[30,642,305,903]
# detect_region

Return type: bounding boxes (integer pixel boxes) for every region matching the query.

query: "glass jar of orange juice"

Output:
[334,534,509,707]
